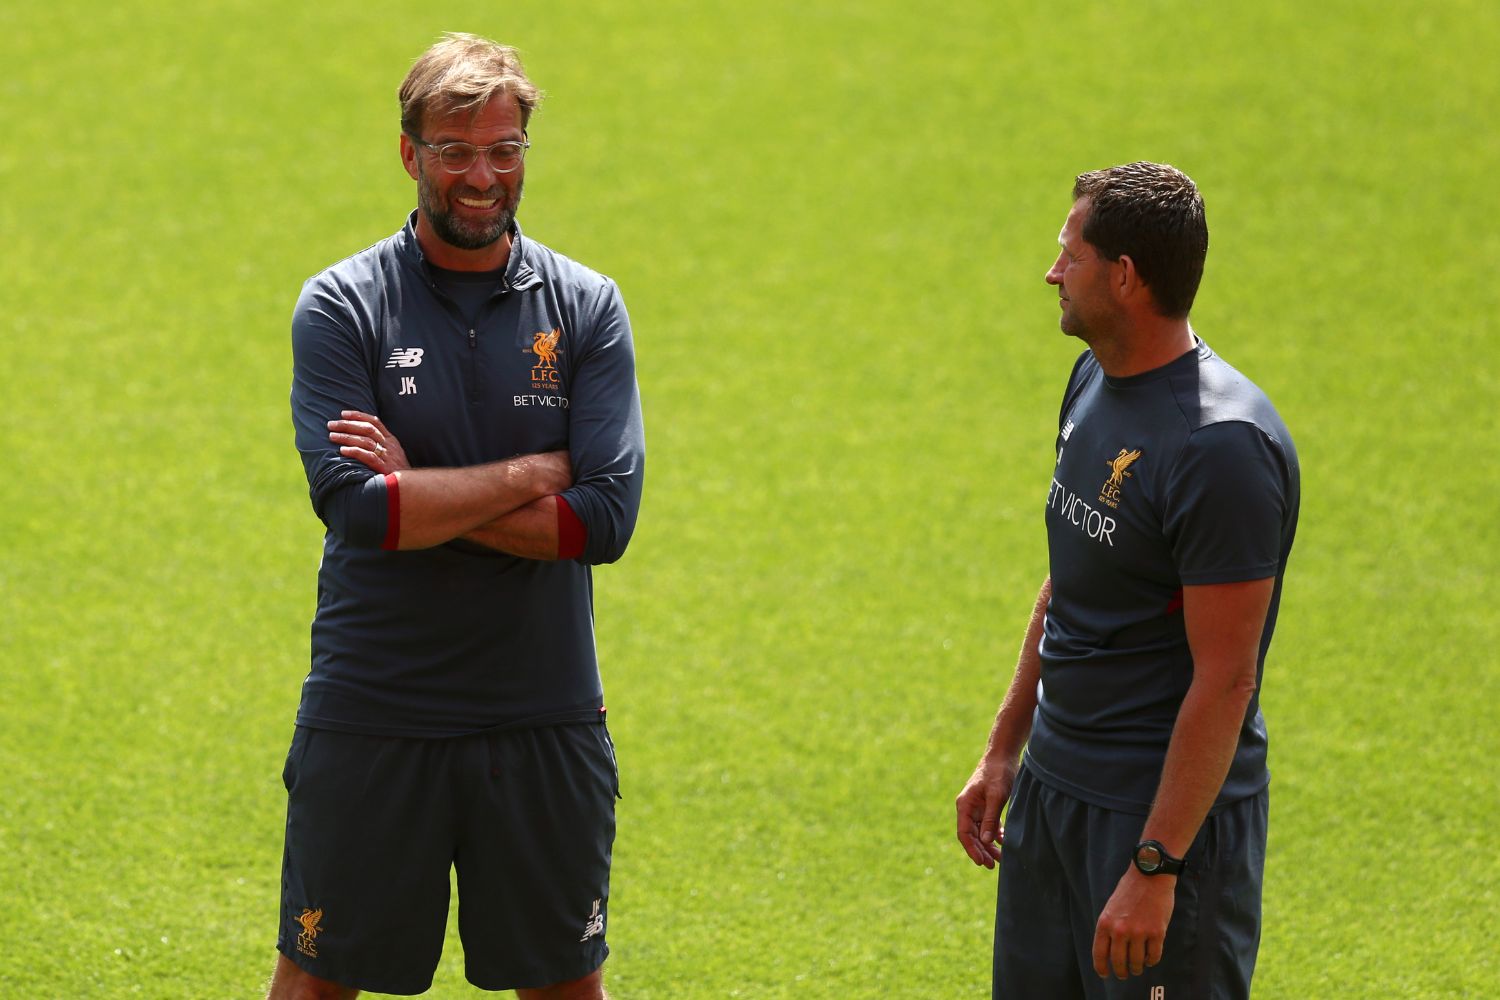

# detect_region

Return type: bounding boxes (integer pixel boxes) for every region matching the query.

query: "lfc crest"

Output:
[1098,448,1142,509]
[526,328,563,391]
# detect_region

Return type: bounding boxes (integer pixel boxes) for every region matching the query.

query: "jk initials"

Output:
[399,377,417,395]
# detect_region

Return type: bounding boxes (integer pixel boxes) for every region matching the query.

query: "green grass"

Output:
[3,1,1497,996]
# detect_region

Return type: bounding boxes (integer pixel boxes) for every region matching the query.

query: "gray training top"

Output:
[1026,340,1299,814]
[289,213,645,737]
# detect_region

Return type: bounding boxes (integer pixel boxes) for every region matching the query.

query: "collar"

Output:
[394,210,542,292]
[1101,337,1212,389]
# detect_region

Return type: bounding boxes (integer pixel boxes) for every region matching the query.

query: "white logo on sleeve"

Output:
[385,348,425,368]
[579,899,605,942]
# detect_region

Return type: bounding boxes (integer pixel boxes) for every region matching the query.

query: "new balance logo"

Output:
[579,899,605,942]
[385,348,424,368]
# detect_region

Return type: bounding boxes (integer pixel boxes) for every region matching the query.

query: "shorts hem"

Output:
[276,942,434,997]
[465,944,609,992]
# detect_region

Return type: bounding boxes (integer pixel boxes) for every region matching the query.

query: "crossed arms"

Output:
[291,271,644,565]
[327,409,570,559]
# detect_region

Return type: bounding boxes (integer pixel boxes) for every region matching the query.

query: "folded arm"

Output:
[328,410,571,554]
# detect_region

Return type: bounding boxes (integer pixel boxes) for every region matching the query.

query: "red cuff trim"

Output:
[556,495,587,560]
[381,473,401,550]
[1165,587,1184,615]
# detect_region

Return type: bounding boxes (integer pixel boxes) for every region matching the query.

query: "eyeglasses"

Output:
[404,132,529,174]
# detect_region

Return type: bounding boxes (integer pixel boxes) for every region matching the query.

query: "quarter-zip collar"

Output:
[392,210,543,294]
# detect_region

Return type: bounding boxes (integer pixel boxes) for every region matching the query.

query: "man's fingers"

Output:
[1111,933,1130,980]
[955,791,999,869]
[1091,924,1110,978]
[339,444,386,472]
[331,412,394,444]
[961,833,993,868]
[1127,934,1147,977]
[328,419,377,437]
[1145,933,1164,968]
[979,788,1004,848]
[955,802,986,867]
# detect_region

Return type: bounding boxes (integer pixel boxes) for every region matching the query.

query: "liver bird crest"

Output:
[297,908,324,936]
[1105,448,1142,489]
[530,328,562,367]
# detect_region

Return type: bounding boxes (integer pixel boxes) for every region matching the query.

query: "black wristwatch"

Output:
[1133,840,1185,876]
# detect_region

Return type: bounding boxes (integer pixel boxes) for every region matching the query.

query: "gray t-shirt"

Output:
[1025,340,1299,813]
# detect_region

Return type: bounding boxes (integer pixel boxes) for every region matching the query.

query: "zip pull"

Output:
[468,329,477,349]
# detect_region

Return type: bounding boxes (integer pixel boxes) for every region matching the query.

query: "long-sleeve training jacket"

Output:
[290,214,645,737]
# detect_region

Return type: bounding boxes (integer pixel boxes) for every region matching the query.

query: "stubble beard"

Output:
[418,163,521,252]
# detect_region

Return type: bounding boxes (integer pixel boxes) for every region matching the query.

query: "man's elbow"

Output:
[564,477,641,565]
[315,475,396,550]
[1204,664,1260,707]
[579,525,635,565]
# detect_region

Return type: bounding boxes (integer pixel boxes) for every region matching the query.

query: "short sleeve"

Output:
[1163,421,1291,585]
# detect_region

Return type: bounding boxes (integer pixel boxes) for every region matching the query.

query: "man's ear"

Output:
[400,134,420,182]
[1114,254,1146,305]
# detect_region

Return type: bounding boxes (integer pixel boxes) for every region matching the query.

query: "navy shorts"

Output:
[277,720,619,995]
[994,764,1267,1000]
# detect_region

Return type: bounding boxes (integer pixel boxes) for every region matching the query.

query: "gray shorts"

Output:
[994,764,1267,999]
[277,719,619,994]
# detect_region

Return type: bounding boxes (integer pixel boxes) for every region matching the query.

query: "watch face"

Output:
[1136,844,1163,872]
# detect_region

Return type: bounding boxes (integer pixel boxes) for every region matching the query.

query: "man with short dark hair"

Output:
[269,33,643,1000]
[955,162,1298,998]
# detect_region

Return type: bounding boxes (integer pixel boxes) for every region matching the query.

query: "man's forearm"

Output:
[391,454,567,550]
[1137,678,1255,856]
[1141,578,1276,856]
[460,496,561,560]
[985,577,1052,762]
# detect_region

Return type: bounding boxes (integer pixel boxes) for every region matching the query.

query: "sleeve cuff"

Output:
[556,495,587,560]
[380,472,401,550]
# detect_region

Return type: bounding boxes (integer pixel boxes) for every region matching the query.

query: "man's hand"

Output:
[330,411,573,498]
[521,450,575,497]
[329,410,411,474]
[954,755,1016,868]
[1091,868,1176,980]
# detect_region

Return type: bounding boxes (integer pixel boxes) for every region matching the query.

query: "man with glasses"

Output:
[955,163,1298,998]
[272,33,644,1000]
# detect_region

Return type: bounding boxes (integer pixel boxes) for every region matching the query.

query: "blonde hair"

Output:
[399,33,541,135]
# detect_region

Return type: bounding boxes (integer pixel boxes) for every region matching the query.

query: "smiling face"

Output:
[401,93,526,269]
[1044,197,1119,341]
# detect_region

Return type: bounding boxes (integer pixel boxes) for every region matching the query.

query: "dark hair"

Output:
[1072,162,1208,318]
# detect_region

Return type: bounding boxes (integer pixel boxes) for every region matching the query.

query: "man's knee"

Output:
[266,953,359,1000]
[515,967,606,1000]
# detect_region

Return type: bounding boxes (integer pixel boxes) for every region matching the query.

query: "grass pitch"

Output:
[2,1,1497,996]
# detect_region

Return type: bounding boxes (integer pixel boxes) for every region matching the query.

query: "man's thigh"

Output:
[994,766,1090,998]
[277,727,457,996]
[455,721,620,992]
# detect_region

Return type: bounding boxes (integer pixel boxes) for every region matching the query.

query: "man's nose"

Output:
[464,153,499,188]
